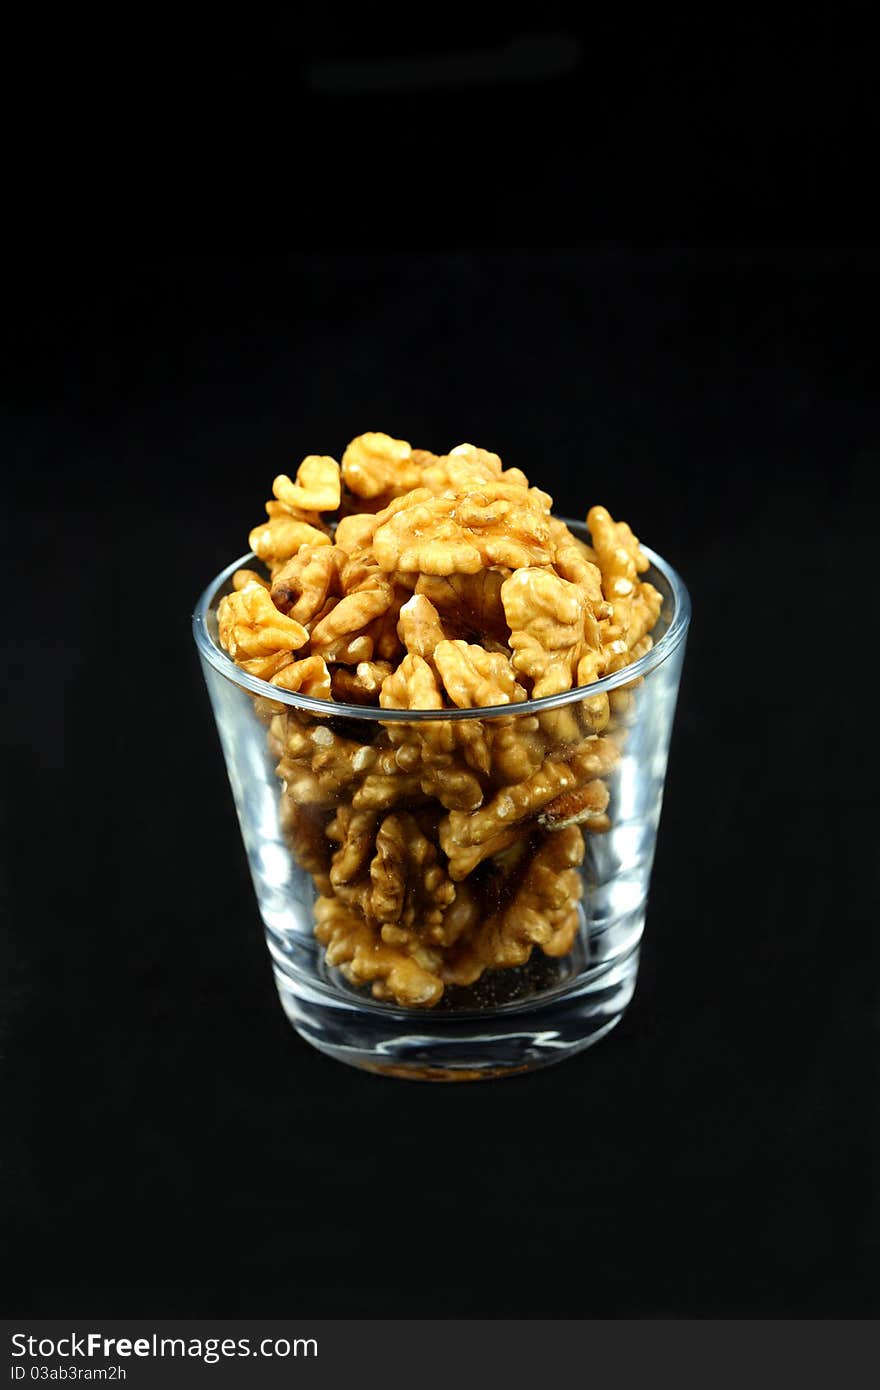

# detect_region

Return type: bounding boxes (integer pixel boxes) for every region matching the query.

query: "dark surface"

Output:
[2,11,879,1321]
[6,4,880,248]
[2,246,877,1317]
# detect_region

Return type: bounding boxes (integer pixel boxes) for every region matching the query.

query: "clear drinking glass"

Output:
[192,519,690,1081]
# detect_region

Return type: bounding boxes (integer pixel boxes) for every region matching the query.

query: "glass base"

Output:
[272,934,640,1081]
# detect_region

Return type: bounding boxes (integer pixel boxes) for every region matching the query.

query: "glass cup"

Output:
[192,520,690,1081]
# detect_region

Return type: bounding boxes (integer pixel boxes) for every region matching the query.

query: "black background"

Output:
[2,5,879,1318]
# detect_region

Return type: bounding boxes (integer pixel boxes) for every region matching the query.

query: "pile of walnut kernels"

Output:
[217,433,662,1007]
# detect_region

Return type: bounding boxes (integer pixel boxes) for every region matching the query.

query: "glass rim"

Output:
[191,516,691,722]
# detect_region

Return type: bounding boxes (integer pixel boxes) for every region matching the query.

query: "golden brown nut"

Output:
[548,516,602,589]
[351,769,425,811]
[397,593,450,659]
[372,484,555,576]
[379,654,450,767]
[277,722,373,806]
[331,661,394,705]
[248,513,332,568]
[440,827,522,880]
[270,546,341,624]
[341,431,422,500]
[272,456,341,514]
[489,716,547,784]
[379,653,488,808]
[587,504,662,664]
[232,567,270,591]
[217,583,309,661]
[540,906,582,958]
[538,778,610,831]
[304,595,338,630]
[450,718,495,776]
[369,812,455,929]
[439,736,616,877]
[430,881,481,948]
[309,567,395,662]
[418,760,485,813]
[366,584,408,665]
[501,567,605,698]
[334,511,379,558]
[327,806,380,911]
[622,583,663,658]
[443,827,585,984]
[568,733,621,782]
[433,640,525,709]
[314,896,444,1006]
[418,443,504,494]
[238,650,299,682]
[380,652,444,713]
[419,442,537,498]
[439,756,582,876]
[533,705,583,748]
[415,569,510,644]
[270,654,333,699]
[409,447,441,469]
